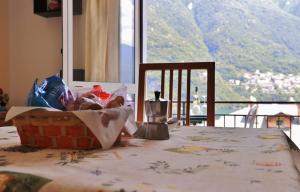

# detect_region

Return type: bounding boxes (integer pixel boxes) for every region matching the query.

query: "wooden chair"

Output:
[137,62,215,126]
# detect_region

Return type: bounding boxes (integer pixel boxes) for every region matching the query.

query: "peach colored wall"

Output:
[0,0,10,94]
[9,0,62,106]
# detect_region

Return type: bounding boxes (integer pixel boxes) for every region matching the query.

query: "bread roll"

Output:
[106,96,125,108]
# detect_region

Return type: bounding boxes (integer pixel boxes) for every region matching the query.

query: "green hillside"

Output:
[146,0,211,62]
[145,0,244,104]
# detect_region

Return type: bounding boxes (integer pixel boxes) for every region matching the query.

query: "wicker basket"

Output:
[12,110,120,150]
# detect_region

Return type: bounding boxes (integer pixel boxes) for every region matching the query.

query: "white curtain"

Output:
[85,0,120,82]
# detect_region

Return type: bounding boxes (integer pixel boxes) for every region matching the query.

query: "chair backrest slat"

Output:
[177,68,182,121]
[186,69,191,126]
[161,69,165,98]
[137,62,215,127]
[169,69,174,118]
[207,63,215,127]
[137,67,146,122]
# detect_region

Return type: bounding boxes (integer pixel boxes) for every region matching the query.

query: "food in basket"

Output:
[106,96,125,109]
[66,86,126,111]
[91,85,111,101]
[73,96,103,110]
[66,92,102,111]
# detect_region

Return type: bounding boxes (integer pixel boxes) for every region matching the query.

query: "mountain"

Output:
[146,0,300,103]
[145,0,245,102]
[145,0,211,62]
[187,0,300,75]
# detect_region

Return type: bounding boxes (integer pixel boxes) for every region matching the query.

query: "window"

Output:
[141,0,300,114]
[63,0,137,93]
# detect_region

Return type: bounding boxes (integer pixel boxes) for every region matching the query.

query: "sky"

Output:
[121,0,134,46]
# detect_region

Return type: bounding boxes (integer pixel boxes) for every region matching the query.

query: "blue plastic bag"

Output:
[27,75,72,110]
[27,79,52,108]
[41,75,68,110]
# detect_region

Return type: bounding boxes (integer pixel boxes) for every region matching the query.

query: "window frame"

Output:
[62,0,141,94]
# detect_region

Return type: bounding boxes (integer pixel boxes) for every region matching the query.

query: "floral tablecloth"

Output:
[0,126,300,192]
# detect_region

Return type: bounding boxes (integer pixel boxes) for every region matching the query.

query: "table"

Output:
[0,126,300,192]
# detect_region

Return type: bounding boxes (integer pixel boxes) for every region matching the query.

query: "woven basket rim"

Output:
[13,110,89,126]
[11,110,105,149]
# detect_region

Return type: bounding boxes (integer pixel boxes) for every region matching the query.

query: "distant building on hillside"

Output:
[267,112,292,129]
